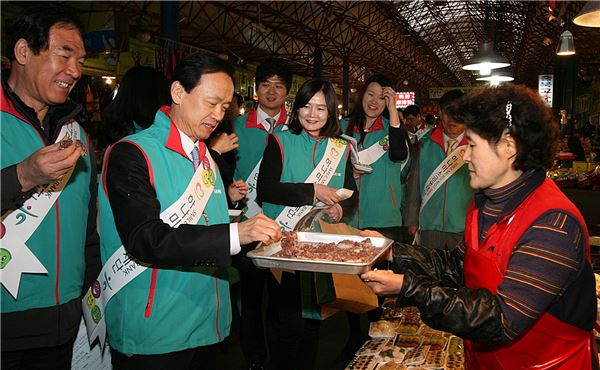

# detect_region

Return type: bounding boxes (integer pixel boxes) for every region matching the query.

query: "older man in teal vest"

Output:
[1,6,100,370]
[97,53,280,370]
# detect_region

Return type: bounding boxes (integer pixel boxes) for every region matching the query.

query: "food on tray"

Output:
[378,344,410,363]
[369,320,397,338]
[381,305,405,319]
[376,362,407,370]
[275,231,381,263]
[402,345,430,366]
[355,338,389,356]
[345,354,378,370]
[423,349,447,368]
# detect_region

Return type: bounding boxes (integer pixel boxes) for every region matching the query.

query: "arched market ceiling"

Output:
[5,1,600,104]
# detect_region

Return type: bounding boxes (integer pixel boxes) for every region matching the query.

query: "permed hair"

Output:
[446,84,559,171]
[288,78,341,138]
[6,5,84,61]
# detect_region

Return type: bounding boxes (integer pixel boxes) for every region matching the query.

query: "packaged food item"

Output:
[355,338,389,356]
[422,349,447,368]
[369,320,397,338]
[345,354,378,370]
[402,345,430,366]
[376,361,407,370]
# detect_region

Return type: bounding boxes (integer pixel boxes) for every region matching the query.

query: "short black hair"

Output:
[6,5,84,61]
[173,53,234,93]
[233,92,244,107]
[288,78,341,138]
[255,58,293,93]
[447,84,559,171]
[403,104,420,117]
[439,89,465,113]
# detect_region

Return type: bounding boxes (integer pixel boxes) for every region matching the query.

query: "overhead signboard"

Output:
[538,75,553,107]
[396,92,415,109]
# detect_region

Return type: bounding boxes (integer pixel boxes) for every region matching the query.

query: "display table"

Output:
[345,305,464,370]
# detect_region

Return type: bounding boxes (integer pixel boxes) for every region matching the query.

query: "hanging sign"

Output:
[538,75,553,107]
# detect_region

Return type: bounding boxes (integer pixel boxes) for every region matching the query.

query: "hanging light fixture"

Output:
[462,41,511,75]
[476,67,514,86]
[573,1,600,28]
[462,6,510,75]
[556,29,576,56]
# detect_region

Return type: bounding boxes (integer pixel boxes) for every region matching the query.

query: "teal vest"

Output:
[341,117,409,229]
[418,129,474,233]
[261,130,349,221]
[232,108,286,183]
[99,109,231,354]
[0,108,92,313]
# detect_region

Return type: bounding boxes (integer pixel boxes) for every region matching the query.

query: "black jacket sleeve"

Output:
[83,147,101,292]
[388,125,409,161]
[391,242,504,344]
[105,142,232,267]
[1,164,33,213]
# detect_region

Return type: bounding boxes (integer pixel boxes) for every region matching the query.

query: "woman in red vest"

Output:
[361,84,598,370]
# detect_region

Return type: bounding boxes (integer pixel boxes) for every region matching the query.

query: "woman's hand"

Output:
[228,179,248,202]
[324,203,343,222]
[360,269,404,296]
[314,183,340,206]
[383,86,401,128]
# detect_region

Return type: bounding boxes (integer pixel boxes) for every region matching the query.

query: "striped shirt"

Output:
[476,170,595,341]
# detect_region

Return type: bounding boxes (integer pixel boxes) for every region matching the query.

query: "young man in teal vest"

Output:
[1,6,100,369]
[231,58,292,370]
[405,89,475,250]
[99,53,281,369]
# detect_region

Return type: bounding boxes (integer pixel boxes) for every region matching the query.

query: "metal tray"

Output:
[247,231,393,274]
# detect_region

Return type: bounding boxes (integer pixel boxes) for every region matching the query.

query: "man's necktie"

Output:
[191,145,200,170]
[266,117,276,134]
[446,138,457,156]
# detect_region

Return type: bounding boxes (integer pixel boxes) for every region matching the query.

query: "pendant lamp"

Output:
[462,41,510,75]
[476,67,514,86]
[556,30,576,56]
[573,1,600,28]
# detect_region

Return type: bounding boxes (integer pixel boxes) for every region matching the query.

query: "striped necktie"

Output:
[446,138,457,156]
[191,145,200,170]
[266,117,276,134]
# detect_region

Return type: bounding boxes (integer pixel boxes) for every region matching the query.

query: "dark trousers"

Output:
[110,344,217,370]
[234,243,268,366]
[1,336,76,370]
[266,271,320,370]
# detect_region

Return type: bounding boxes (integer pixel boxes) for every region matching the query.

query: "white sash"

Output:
[82,151,218,348]
[243,160,262,219]
[420,144,467,212]
[358,135,388,165]
[275,138,347,231]
[0,121,81,299]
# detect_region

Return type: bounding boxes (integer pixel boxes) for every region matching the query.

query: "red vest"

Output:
[463,179,595,370]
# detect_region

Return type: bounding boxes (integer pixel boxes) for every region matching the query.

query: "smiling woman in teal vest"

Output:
[257,78,357,370]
